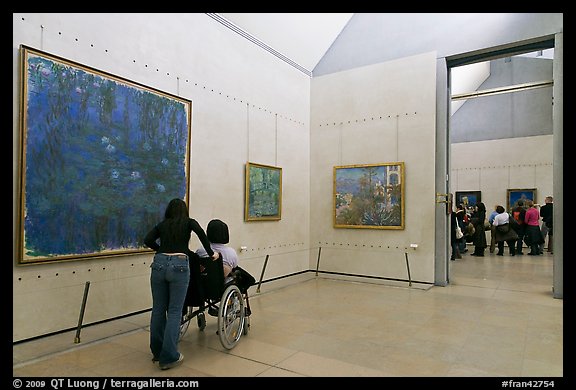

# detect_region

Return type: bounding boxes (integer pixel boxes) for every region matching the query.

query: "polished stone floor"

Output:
[13,248,562,379]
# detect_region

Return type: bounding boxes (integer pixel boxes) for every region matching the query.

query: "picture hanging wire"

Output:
[478,167,482,189]
[246,102,250,161]
[453,168,458,189]
[395,114,400,162]
[40,24,45,50]
[339,125,343,165]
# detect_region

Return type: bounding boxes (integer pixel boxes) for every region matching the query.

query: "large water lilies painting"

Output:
[17,46,191,264]
[334,162,405,229]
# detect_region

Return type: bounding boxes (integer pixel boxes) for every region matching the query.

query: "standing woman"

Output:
[455,204,468,254]
[470,202,488,257]
[539,196,553,253]
[450,206,462,261]
[524,200,543,255]
[144,198,219,370]
[492,205,518,256]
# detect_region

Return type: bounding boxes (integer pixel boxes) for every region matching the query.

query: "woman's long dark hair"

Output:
[163,198,190,243]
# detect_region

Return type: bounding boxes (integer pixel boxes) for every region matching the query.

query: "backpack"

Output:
[229,266,256,294]
[513,210,524,225]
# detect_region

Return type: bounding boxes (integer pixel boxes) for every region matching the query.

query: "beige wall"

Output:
[13,13,311,341]
[450,135,553,209]
[310,52,437,284]
[13,14,558,342]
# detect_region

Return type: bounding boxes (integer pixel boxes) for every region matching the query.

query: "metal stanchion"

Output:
[74,281,90,344]
[256,254,269,293]
[315,247,322,276]
[404,252,412,287]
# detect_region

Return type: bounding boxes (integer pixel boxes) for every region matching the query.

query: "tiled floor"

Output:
[13,248,563,379]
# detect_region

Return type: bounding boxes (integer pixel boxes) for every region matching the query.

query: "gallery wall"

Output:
[451,135,553,210]
[307,25,559,286]
[13,13,312,342]
[310,52,437,284]
[450,54,554,213]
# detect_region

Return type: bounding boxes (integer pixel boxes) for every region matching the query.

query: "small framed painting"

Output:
[245,162,282,221]
[455,191,482,208]
[334,162,405,229]
[507,188,537,211]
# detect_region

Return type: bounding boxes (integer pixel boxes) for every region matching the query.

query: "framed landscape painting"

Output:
[245,162,282,221]
[17,45,192,264]
[334,162,405,229]
[455,191,482,208]
[507,188,537,211]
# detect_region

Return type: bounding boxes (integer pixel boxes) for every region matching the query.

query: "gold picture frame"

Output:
[17,45,192,264]
[334,162,405,229]
[507,188,537,211]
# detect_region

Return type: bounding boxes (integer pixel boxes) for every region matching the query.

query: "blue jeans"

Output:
[451,240,460,259]
[149,253,190,365]
[458,238,466,252]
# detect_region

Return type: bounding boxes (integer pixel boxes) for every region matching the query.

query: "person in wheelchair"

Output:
[195,219,239,316]
[196,219,238,278]
[179,219,255,348]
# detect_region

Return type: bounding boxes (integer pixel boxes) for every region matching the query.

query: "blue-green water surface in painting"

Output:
[248,166,281,218]
[21,49,190,261]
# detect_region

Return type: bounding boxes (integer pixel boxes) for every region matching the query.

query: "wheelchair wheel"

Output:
[197,311,206,331]
[217,284,245,349]
[179,314,191,341]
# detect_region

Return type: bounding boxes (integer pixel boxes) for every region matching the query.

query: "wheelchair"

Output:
[179,255,254,350]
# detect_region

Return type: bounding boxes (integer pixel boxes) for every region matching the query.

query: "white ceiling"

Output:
[218,13,554,110]
[219,13,354,72]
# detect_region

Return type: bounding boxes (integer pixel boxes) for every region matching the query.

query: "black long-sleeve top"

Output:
[144,218,214,258]
[540,203,553,224]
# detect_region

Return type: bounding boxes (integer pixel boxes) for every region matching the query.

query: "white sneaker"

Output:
[160,353,184,370]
